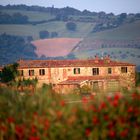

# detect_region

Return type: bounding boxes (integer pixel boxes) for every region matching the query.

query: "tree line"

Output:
[0,12,29,24]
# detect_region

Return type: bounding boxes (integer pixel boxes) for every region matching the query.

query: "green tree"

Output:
[66,22,77,31]
[1,63,19,84]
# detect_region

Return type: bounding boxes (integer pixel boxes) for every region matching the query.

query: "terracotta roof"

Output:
[58,76,120,85]
[18,58,135,68]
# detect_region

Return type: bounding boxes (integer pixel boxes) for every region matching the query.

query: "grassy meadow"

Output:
[1,9,55,22]
[0,22,94,40]
[0,85,140,140]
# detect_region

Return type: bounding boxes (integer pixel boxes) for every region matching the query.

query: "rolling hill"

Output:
[0,5,140,71]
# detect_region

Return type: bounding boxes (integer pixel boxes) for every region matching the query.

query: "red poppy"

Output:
[108,129,116,138]
[120,129,128,138]
[29,136,40,140]
[44,118,50,130]
[31,125,37,134]
[82,97,88,104]
[103,114,109,121]
[15,124,25,138]
[127,106,133,113]
[60,100,66,107]
[85,128,91,137]
[0,124,7,133]
[112,99,118,107]
[99,102,107,111]
[92,116,99,125]
[7,117,15,124]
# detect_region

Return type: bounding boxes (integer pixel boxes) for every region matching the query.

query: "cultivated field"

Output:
[32,38,82,57]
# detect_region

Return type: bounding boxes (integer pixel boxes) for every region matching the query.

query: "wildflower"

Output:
[112,99,118,107]
[92,116,99,125]
[99,102,106,111]
[7,117,15,124]
[31,125,37,134]
[15,124,25,139]
[56,111,63,119]
[127,106,133,113]
[108,129,116,138]
[44,118,50,130]
[107,121,115,129]
[29,136,40,140]
[103,114,109,121]
[82,97,88,104]
[0,124,7,133]
[120,129,128,138]
[85,128,91,137]
[90,94,94,100]
[114,92,122,100]
[60,100,66,107]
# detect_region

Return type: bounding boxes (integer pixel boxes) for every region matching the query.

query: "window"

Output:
[29,70,34,76]
[19,70,24,76]
[39,69,45,75]
[121,67,127,73]
[74,68,80,74]
[108,68,112,74]
[92,68,99,75]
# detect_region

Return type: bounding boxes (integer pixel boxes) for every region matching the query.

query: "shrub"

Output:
[66,22,77,31]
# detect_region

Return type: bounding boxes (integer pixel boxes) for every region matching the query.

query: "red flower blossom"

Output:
[108,129,116,138]
[7,117,15,124]
[82,97,88,104]
[85,128,91,137]
[127,106,133,113]
[31,125,37,134]
[44,118,50,130]
[0,124,7,133]
[92,116,99,125]
[112,99,118,107]
[99,102,106,111]
[15,124,25,138]
[120,129,128,138]
[103,114,109,121]
[131,93,137,99]
[107,121,115,129]
[29,136,40,140]
[60,100,66,107]
[56,111,63,119]
[114,92,122,100]
[89,94,94,100]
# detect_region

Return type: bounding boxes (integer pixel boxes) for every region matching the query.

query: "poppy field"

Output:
[0,86,140,140]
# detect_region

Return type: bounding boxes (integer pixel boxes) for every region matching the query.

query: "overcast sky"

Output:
[0,0,140,14]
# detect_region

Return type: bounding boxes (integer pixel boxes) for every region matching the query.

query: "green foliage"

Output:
[39,30,50,39]
[0,63,19,83]
[66,22,77,31]
[136,72,140,86]
[0,33,37,65]
[0,11,29,24]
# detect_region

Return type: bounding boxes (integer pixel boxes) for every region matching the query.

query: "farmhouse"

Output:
[16,56,136,93]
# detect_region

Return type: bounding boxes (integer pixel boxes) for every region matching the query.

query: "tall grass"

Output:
[0,86,140,140]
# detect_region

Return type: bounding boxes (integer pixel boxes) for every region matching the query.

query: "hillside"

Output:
[32,38,81,57]
[72,21,140,70]
[0,5,140,71]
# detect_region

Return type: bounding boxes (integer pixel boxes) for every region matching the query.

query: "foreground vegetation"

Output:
[0,85,140,140]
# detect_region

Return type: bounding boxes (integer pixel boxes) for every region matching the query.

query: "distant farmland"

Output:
[32,38,82,57]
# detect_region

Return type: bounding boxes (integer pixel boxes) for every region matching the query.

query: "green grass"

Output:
[0,22,94,40]
[89,21,140,40]
[1,9,55,21]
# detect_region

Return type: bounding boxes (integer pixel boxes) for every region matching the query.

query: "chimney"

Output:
[104,55,111,63]
[95,55,99,63]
